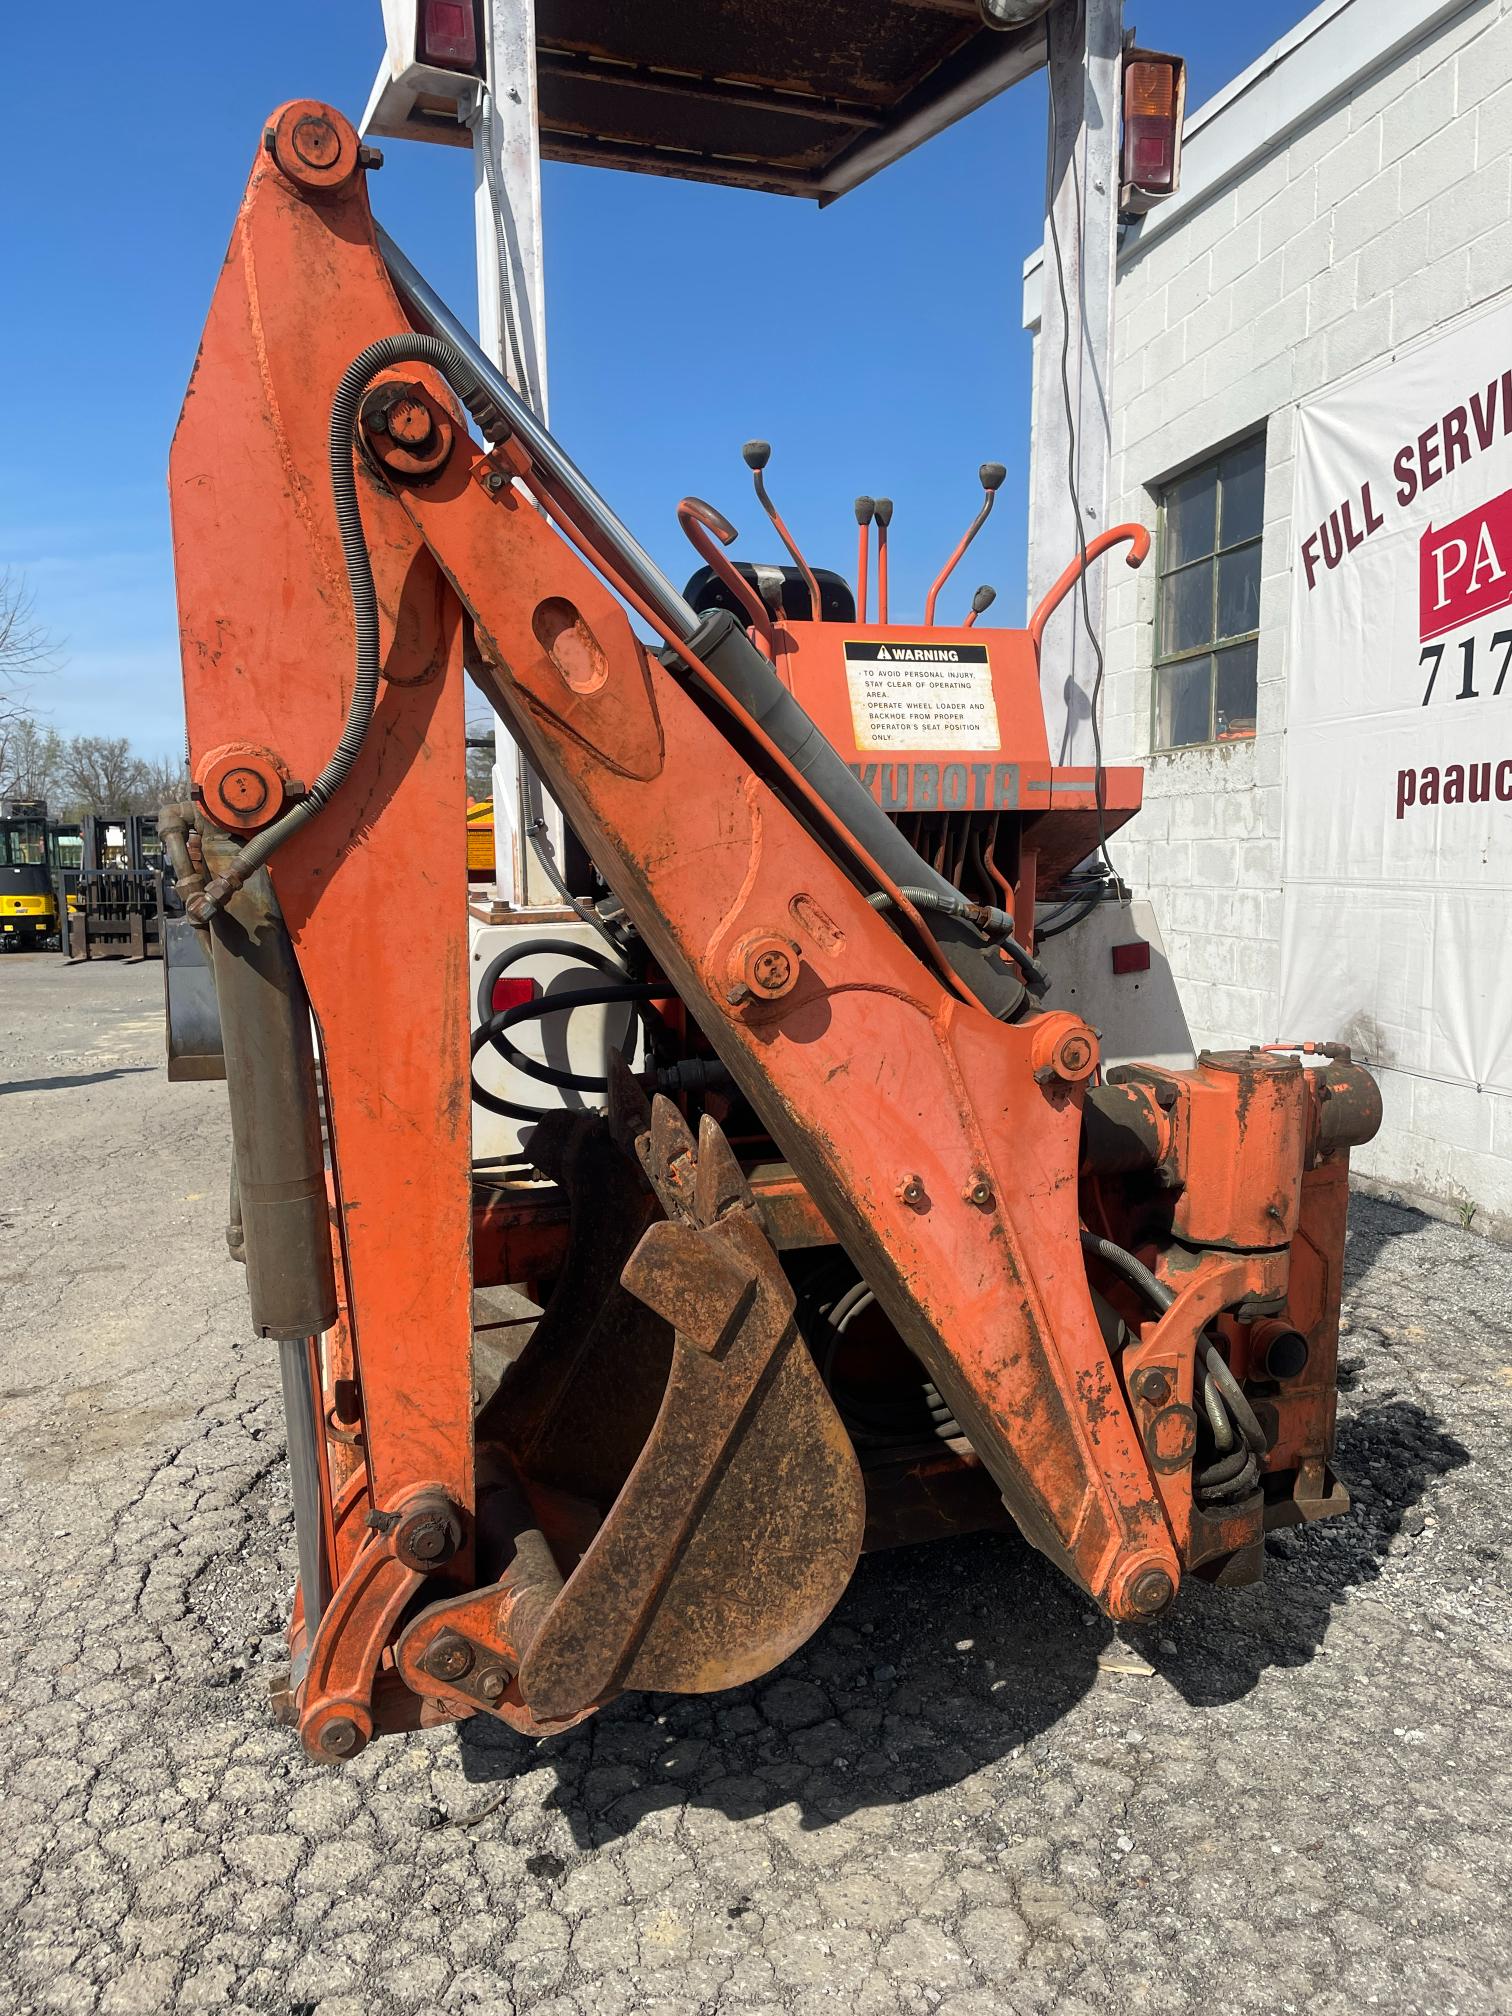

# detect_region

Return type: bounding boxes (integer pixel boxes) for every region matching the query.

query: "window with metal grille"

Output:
[1153,435,1264,750]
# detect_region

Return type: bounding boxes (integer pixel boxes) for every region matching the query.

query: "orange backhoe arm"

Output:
[168,105,1378,1760]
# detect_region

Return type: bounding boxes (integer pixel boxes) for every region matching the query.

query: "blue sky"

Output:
[1,2,1310,755]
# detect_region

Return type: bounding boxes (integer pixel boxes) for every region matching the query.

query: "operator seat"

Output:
[682,562,856,625]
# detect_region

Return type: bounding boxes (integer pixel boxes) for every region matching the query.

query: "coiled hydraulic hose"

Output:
[193,333,502,917]
[1078,1230,1268,1502]
[796,1261,962,1449]
[472,982,672,1123]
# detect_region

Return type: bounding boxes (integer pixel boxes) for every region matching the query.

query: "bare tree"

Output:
[0,716,66,804]
[62,736,147,818]
[134,752,192,811]
[0,573,56,748]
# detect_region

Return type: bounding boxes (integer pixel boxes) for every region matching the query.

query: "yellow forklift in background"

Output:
[0,799,80,950]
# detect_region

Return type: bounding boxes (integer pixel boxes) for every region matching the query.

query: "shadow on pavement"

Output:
[0,1065,155,1095]
[1151,1397,1469,1711]
[453,1194,1469,1843]
[454,1386,1464,1844]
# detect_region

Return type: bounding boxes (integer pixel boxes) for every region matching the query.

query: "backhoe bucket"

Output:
[394,1095,866,1732]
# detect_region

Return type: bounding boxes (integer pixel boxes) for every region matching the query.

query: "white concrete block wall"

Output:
[1038,0,1512,1232]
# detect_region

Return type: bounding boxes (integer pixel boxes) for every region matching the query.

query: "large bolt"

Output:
[1030,1014,1100,1086]
[407,1516,454,1563]
[319,1716,361,1759]
[292,115,341,170]
[476,1666,508,1702]
[383,395,436,451]
[1126,1567,1175,1618]
[1134,1367,1172,1406]
[220,767,269,816]
[359,383,452,479]
[897,1174,927,1209]
[751,947,792,995]
[426,1632,474,1682]
[729,930,800,1006]
[392,1495,464,1573]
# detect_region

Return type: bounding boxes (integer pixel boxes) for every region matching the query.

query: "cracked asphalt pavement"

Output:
[1,955,1509,2016]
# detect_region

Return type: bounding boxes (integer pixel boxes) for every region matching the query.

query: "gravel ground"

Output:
[1,953,1509,2016]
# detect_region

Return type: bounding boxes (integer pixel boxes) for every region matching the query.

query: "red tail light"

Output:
[489,975,540,1016]
[420,0,482,75]
[1122,55,1184,200]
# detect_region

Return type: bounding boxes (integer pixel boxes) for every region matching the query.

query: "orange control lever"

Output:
[1028,524,1151,654]
[677,497,776,658]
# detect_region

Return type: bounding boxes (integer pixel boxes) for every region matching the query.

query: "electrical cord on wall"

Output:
[1043,8,1120,892]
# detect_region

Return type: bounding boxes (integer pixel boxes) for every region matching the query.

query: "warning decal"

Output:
[842,640,1000,752]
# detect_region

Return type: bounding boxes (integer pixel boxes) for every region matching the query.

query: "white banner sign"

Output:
[1281,293,1512,1095]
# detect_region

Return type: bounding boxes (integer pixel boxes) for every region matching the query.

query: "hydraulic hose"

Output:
[868,886,1049,996]
[1078,1230,1269,1500]
[1198,1334,1269,1456]
[478,983,667,1095]
[472,981,674,1121]
[474,937,630,1035]
[1036,894,1103,941]
[1079,1229,1173,1313]
[523,818,628,952]
[193,332,498,918]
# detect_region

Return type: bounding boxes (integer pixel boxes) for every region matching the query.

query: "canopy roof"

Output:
[533,0,1052,201]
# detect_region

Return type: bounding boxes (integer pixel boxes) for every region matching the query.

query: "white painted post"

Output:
[471,0,564,906]
[1030,0,1123,767]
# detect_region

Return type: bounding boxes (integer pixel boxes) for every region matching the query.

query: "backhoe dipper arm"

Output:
[172,103,1179,1709]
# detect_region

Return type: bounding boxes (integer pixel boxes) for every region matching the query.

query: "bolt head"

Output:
[1135,1368,1172,1406]
[1030,1015,1100,1086]
[393,1497,463,1572]
[221,766,268,814]
[385,395,435,450]
[966,1180,993,1208]
[751,949,792,994]
[319,1716,360,1758]
[292,115,341,169]
[897,1174,926,1209]
[409,1522,447,1562]
[477,1666,508,1702]
[427,1633,474,1681]
[1127,1568,1175,1618]
[730,930,800,1005]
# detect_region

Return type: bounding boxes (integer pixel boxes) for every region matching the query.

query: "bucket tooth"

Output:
[638,1093,700,1219]
[605,1050,653,1152]
[691,1111,756,1228]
